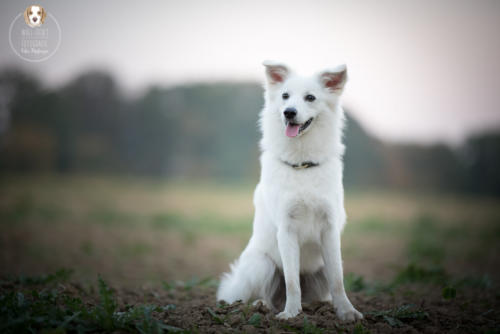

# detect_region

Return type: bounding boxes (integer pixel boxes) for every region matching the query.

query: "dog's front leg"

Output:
[321,223,363,322]
[276,226,301,319]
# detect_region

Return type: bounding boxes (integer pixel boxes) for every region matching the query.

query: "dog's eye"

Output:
[38,11,41,15]
[304,94,316,102]
[29,11,32,15]
[282,92,289,100]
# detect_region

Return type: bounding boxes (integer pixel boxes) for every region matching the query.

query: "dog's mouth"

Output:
[285,118,313,138]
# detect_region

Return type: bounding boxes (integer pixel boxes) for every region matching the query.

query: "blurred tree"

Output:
[57,71,124,172]
[0,69,57,171]
[461,133,500,195]
[1,67,499,196]
[343,113,387,188]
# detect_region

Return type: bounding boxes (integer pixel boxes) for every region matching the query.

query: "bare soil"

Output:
[2,277,498,333]
[151,286,499,333]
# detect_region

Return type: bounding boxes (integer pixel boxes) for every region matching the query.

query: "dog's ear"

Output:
[24,6,31,25]
[263,60,290,85]
[319,64,348,94]
[41,7,47,23]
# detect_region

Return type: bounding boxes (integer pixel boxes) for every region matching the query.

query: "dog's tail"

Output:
[217,253,330,310]
[217,252,277,306]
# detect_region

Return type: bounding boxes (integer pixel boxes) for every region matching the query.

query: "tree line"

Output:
[0,68,499,196]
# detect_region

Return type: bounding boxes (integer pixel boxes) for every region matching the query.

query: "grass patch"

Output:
[302,316,324,334]
[442,285,457,299]
[345,262,494,297]
[344,273,367,292]
[407,214,445,264]
[454,274,492,290]
[81,241,94,255]
[150,212,252,235]
[247,312,262,326]
[87,208,140,225]
[367,304,428,327]
[162,276,219,292]
[392,263,448,286]
[151,213,186,229]
[278,316,326,334]
[0,194,67,225]
[351,217,394,233]
[4,268,74,286]
[353,323,370,334]
[0,272,185,334]
[118,242,153,257]
[206,307,225,325]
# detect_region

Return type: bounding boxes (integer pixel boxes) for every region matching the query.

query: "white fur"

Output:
[216,61,362,322]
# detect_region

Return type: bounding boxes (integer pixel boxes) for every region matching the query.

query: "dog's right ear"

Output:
[263,60,290,85]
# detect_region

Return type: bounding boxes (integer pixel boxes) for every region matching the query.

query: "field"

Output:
[0,175,499,333]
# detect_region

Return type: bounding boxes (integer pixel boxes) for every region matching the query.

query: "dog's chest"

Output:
[286,193,330,244]
[260,155,344,241]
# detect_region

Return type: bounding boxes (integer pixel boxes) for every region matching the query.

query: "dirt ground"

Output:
[135,286,499,334]
[1,274,498,333]
[0,175,499,333]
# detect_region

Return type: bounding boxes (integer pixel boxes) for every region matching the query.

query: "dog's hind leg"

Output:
[216,249,276,305]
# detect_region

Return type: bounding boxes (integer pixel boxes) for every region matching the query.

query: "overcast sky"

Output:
[1,0,500,145]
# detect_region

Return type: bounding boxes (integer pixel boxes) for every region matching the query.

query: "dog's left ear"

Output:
[319,64,348,94]
[41,7,47,23]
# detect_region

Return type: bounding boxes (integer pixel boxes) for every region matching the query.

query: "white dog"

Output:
[216,61,363,322]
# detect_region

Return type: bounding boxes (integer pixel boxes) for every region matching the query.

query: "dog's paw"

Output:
[276,308,301,320]
[252,299,269,308]
[336,306,363,322]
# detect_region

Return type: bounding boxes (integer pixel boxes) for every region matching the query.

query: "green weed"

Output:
[344,273,366,292]
[0,195,67,225]
[10,268,74,285]
[454,275,492,290]
[119,242,153,257]
[392,263,448,286]
[353,323,370,334]
[442,286,456,299]
[162,277,219,292]
[368,304,428,327]
[408,214,444,264]
[278,316,325,334]
[206,307,225,325]
[0,271,185,333]
[302,316,324,334]
[87,208,139,225]
[247,312,261,326]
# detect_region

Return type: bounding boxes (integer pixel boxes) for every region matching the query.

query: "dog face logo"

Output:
[24,5,47,27]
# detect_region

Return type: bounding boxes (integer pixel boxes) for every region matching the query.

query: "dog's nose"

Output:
[33,17,38,22]
[284,108,297,120]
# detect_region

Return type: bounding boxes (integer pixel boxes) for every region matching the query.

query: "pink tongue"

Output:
[286,124,300,137]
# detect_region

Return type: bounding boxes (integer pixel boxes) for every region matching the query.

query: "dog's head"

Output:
[263,61,347,138]
[24,5,47,28]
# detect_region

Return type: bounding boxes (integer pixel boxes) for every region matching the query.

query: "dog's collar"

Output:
[281,160,320,170]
